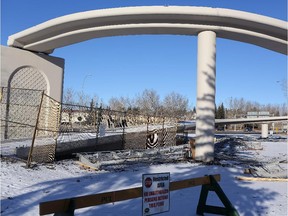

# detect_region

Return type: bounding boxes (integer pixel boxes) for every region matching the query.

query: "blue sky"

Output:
[1,0,287,108]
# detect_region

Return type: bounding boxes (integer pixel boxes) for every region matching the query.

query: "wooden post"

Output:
[189,139,196,159]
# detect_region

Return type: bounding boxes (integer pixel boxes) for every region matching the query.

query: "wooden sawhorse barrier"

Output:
[40,174,239,216]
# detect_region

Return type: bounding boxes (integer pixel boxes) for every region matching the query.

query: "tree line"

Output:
[63,88,287,119]
[63,88,190,118]
[225,97,287,118]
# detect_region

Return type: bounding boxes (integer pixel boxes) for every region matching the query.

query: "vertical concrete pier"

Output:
[195,31,216,162]
[261,124,269,138]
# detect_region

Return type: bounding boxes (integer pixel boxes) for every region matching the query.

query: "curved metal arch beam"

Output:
[7,6,287,54]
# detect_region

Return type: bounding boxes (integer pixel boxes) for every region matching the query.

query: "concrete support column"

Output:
[195,31,216,162]
[261,123,269,138]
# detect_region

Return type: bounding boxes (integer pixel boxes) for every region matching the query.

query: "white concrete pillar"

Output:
[195,31,216,162]
[261,124,269,138]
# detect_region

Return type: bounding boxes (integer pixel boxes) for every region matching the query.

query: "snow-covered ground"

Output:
[1,137,287,216]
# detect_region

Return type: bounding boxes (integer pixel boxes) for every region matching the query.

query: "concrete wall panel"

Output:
[1,46,64,101]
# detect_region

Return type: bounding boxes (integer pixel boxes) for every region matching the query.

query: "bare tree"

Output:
[226,96,287,118]
[108,96,133,111]
[77,90,90,106]
[227,97,241,118]
[163,92,188,118]
[108,97,125,111]
[126,97,137,110]
[63,88,75,104]
[92,94,99,107]
[136,89,160,116]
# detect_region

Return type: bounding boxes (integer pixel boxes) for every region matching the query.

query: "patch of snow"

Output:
[1,138,287,215]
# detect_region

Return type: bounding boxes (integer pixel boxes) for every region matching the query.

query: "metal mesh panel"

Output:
[10,66,47,91]
[29,94,61,164]
[37,94,61,137]
[0,87,43,140]
[59,104,98,142]
[123,115,178,150]
[57,106,178,152]
[0,87,61,165]
[1,65,48,141]
[1,87,180,166]
[101,108,126,133]
[160,120,178,147]
[124,114,148,150]
[146,117,178,149]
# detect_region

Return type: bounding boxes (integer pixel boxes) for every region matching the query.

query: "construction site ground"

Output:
[1,133,287,215]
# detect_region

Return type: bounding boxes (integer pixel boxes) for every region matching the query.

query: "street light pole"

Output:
[82,74,92,90]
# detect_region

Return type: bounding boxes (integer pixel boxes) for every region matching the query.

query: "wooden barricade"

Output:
[39,174,239,216]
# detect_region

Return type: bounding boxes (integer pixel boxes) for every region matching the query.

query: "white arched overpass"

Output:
[8,6,287,54]
[7,6,288,162]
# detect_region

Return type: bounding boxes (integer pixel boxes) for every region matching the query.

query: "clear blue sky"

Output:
[1,0,287,108]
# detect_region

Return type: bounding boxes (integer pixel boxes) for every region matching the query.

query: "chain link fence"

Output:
[58,104,179,152]
[1,87,42,140]
[26,93,61,166]
[1,87,61,166]
[1,87,180,166]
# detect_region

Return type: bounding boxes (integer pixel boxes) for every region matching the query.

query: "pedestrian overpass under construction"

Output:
[1,6,287,162]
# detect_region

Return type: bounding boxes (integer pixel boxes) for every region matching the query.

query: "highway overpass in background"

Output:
[178,116,288,131]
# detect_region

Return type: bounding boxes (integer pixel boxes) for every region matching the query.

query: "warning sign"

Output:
[142,173,170,215]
